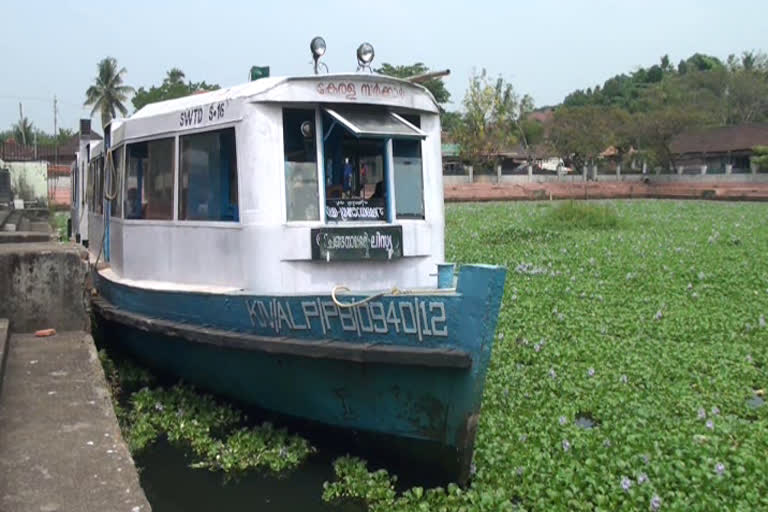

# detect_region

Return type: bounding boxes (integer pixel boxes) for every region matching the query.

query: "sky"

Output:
[1,0,766,135]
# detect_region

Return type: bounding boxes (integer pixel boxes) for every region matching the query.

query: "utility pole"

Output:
[18,102,26,145]
[53,95,58,165]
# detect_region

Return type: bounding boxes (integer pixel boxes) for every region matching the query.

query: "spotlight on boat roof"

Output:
[310,36,328,75]
[356,42,375,72]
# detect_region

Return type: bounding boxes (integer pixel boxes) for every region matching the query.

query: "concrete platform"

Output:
[0,242,88,333]
[0,330,150,512]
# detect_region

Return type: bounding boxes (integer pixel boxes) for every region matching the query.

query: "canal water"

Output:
[135,440,354,512]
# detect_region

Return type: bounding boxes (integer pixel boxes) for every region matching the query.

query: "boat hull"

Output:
[92,264,506,481]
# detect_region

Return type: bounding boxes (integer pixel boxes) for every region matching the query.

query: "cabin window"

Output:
[283,109,319,221]
[125,138,174,220]
[179,128,238,221]
[110,146,123,218]
[393,139,424,219]
[94,157,104,214]
[321,107,425,223]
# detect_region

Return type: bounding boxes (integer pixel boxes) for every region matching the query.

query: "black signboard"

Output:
[325,198,386,222]
[311,226,403,261]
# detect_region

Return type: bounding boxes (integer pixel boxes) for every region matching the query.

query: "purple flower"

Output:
[637,473,648,485]
[711,406,720,416]
[562,439,571,452]
[620,476,632,492]
[715,462,725,476]
[697,408,706,420]
[587,367,595,377]
[534,343,542,353]
[654,310,663,321]
[549,368,557,379]
[620,374,628,384]
[603,439,612,448]
[706,419,714,430]
[519,434,527,443]
[650,494,662,511]
[559,416,568,426]
[516,466,524,476]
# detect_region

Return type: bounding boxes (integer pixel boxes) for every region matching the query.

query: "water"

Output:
[135,440,357,512]
[575,413,599,429]
[747,396,765,409]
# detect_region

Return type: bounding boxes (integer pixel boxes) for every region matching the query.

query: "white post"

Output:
[496,164,502,184]
[467,165,474,183]
[642,162,647,175]
[677,165,684,175]
[592,164,598,181]
[725,164,733,175]
[750,161,758,174]
[700,165,707,175]
[582,165,588,181]
[616,163,621,179]
[527,164,533,182]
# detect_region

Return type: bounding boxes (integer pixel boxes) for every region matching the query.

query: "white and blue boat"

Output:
[76,39,506,481]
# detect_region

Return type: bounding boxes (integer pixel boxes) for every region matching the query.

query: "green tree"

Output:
[454,69,523,170]
[131,68,219,111]
[751,145,768,170]
[13,117,34,145]
[84,57,135,130]
[376,63,450,105]
[550,106,631,170]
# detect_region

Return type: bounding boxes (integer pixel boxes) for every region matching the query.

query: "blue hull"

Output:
[93,265,506,479]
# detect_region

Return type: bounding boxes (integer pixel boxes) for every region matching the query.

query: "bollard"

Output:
[437,263,456,289]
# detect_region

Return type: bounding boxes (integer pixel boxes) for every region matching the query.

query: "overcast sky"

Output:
[1,0,766,135]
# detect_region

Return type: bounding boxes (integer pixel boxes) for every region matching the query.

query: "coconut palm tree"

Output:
[84,57,135,130]
[13,117,34,145]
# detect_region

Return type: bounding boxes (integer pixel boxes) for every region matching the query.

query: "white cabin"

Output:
[85,73,445,294]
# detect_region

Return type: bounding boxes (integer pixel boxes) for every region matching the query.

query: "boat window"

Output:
[125,138,174,220]
[324,107,425,139]
[94,156,104,214]
[110,146,123,218]
[179,128,238,222]
[283,109,319,221]
[393,139,424,219]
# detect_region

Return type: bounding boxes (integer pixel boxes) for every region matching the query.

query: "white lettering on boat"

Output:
[245,298,448,339]
[315,81,406,101]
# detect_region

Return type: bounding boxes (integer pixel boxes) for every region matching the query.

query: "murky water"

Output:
[135,440,357,512]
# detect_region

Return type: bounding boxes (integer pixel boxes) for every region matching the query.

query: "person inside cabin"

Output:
[343,157,354,198]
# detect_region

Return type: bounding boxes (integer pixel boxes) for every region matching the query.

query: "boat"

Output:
[75,38,506,482]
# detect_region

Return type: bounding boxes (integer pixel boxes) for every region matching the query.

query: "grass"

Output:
[324,200,768,511]
[539,200,620,230]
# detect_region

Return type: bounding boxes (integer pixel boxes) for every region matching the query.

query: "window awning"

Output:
[324,108,426,139]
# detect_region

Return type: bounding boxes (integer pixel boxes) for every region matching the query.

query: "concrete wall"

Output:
[443,173,768,186]
[0,160,48,204]
[0,243,88,332]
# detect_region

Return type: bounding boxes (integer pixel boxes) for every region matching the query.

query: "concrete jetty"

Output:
[0,239,151,512]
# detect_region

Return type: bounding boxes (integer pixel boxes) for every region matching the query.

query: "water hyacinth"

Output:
[621,476,632,492]
[322,202,768,511]
[559,415,568,426]
[587,367,595,378]
[715,462,726,476]
[697,408,707,420]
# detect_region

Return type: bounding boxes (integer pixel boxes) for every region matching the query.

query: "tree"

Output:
[453,69,522,170]
[376,63,450,105]
[84,57,135,130]
[751,146,768,171]
[13,117,34,145]
[550,106,631,170]
[131,68,219,111]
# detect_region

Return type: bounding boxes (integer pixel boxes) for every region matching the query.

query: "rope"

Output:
[331,284,453,308]
[331,285,395,308]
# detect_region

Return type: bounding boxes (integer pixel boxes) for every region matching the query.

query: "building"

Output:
[670,123,768,172]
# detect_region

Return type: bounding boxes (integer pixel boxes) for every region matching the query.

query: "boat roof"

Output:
[110,73,439,147]
[131,73,439,119]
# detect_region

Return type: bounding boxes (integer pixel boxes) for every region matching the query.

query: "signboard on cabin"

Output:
[311,226,402,261]
[325,198,386,222]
